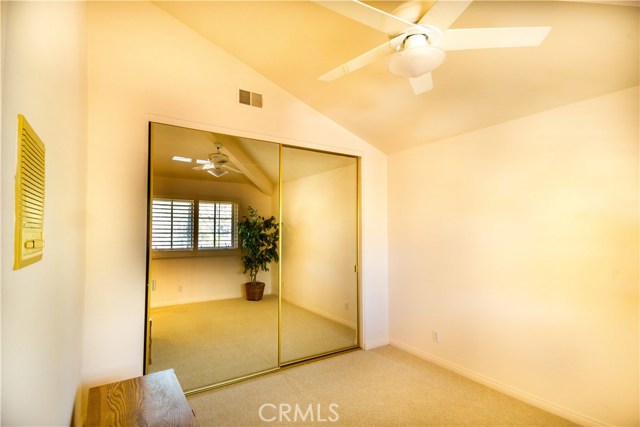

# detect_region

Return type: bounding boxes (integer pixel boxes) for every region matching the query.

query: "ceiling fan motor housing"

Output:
[209,152,230,165]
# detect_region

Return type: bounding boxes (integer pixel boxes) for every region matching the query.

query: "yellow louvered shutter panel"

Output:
[14,114,45,270]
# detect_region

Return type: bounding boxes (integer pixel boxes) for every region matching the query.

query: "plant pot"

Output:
[245,281,265,301]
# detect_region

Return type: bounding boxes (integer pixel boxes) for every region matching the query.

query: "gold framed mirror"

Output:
[145,122,360,393]
[280,146,359,364]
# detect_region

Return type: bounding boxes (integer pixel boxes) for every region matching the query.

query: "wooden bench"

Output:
[87,369,196,426]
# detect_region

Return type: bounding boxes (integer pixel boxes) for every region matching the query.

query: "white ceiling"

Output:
[154,123,253,184]
[154,1,639,155]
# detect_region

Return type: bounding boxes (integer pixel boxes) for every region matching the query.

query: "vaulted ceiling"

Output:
[155,0,639,155]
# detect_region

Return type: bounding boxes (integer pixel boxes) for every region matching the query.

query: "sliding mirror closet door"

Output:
[147,123,280,391]
[280,147,359,364]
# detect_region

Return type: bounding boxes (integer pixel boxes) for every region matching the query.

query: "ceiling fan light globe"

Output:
[388,43,445,78]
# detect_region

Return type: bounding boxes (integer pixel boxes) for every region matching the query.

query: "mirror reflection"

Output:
[281,147,359,363]
[146,123,359,391]
[147,123,280,390]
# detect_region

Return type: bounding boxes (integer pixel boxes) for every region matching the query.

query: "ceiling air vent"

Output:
[239,89,251,105]
[238,89,263,108]
[14,114,45,270]
[251,92,263,108]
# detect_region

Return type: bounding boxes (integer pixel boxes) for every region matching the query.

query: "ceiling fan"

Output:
[313,0,551,94]
[192,143,242,178]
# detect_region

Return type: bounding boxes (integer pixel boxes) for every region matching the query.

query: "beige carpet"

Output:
[281,300,357,362]
[187,346,576,427]
[148,295,356,391]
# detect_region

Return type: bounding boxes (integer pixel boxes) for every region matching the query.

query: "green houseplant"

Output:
[238,206,279,301]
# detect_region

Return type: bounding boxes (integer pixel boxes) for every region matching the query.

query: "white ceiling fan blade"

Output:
[418,0,473,30]
[223,163,242,174]
[441,27,552,51]
[409,73,433,95]
[193,163,214,171]
[312,0,423,35]
[319,34,405,81]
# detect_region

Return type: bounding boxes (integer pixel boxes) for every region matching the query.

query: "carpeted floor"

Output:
[148,295,356,391]
[187,346,577,427]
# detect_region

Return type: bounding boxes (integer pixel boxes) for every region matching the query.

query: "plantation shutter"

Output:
[151,199,194,250]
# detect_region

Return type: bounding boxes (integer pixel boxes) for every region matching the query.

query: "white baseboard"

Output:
[363,337,390,350]
[390,339,611,427]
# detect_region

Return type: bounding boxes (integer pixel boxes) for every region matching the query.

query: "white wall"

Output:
[388,87,639,427]
[84,0,388,414]
[151,176,275,306]
[1,2,87,425]
[282,163,358,328]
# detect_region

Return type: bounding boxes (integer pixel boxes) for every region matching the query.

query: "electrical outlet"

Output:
[178,285,183,292]
[432,330,440,343]
[151,280,156,291]
[344,302,349,311]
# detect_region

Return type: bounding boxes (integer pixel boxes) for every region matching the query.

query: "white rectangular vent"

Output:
[251,92,263,108]
[238,89,263,108]
[239,89,251,105]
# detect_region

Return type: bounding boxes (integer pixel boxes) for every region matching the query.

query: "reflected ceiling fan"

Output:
[313,0,551,94]
[192,143,242,178]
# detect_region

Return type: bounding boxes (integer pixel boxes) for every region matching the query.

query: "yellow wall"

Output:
[1,2,87,425]
[388,87,639,426]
